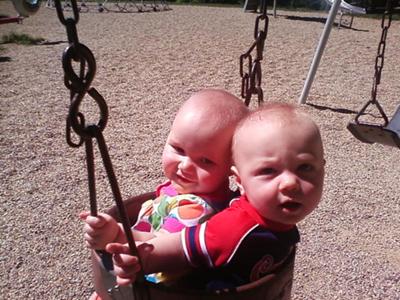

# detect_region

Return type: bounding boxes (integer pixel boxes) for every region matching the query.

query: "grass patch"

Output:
[1,32,45,45]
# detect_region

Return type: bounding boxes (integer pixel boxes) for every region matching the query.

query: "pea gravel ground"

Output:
[1,2,399,299]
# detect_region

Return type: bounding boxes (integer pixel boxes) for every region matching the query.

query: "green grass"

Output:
[1,32,45,45]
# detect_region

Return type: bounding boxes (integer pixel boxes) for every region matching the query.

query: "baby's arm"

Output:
[106,232,189,285]
[80,211,127,250]
[131,229,157,242]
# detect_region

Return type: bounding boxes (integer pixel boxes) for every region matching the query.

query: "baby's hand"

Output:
[79,211,121,250]
[106,243,142,286]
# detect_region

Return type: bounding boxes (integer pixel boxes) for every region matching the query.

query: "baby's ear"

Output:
[231,166,245,195]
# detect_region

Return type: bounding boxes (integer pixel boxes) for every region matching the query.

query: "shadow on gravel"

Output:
[37,40,67,45]
[0,38,67,46]
[306,102,359,115]
[0,40,66,62]
[0,56,11,62]
[283,15,369,32]
[285,15,328,24]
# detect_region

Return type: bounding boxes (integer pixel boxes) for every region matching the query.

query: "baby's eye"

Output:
[199,157,214,165]
[298,163,314,172]
[260,168,276,175]
[172,145,184,155]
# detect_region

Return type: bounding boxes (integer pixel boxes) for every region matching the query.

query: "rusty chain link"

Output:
[240,0,268,107]
[54,1,149,298]
[355,0,394,126]
[371,2,392,101]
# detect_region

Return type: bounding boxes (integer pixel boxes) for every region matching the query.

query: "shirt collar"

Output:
[237,195,295,232]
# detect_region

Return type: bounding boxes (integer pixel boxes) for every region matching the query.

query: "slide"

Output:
[324,0,366,14]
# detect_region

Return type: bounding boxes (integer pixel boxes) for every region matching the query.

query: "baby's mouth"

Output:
[176,174,194,184]
[280,201,302,212]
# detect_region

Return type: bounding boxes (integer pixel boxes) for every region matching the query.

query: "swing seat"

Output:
[91,192,296,300]
[347,105,400,148]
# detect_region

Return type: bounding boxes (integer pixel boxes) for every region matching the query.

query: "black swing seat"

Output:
[347,105,400,148]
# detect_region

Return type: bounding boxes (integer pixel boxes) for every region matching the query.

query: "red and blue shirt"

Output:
[181,195,299,285]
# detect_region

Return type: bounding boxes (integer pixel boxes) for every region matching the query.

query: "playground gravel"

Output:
[1,2,399,299]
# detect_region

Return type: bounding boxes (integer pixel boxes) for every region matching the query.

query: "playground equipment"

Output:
[242,0,398,108]
[347,0,400,148]
[294,0,399,147]
[0,0,41,24]
[244,0,366,24]
[324,0,366,14]
[54,0,294,298]
[243,0,260,12]
[323,0,366,28]
[106,0,170,13]
[243,0,276,17]
[298,0,399,105]
[47,0,169,13]
[11,0,41,16]
[0,14,23,24]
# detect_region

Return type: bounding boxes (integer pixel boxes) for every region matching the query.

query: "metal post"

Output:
[298,0,341,104]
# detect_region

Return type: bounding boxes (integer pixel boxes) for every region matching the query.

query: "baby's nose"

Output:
[179,157,194,171]
[279,172,300,192]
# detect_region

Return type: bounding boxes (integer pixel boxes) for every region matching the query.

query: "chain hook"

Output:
[66,112,85,147]
[240,0,268,107]
[62,43,109,138]
[68,89,108,138]
[62,43,96,93]
[54,0,79,26]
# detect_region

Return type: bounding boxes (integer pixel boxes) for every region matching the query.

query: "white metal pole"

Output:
[298,0,341,104]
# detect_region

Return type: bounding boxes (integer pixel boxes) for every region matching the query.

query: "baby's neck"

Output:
[197,185,233,211]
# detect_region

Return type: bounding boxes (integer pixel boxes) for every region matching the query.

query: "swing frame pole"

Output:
[298,0,341,104]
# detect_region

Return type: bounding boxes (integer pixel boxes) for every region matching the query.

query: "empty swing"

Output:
[54,0,295,299]
[347,0,400,148]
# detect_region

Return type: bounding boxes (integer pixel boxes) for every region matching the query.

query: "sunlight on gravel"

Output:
[1,2,399,299]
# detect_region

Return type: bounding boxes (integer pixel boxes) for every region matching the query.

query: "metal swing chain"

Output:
[240,0,268,107]
[355,0,394,126]
[54,1,149,298]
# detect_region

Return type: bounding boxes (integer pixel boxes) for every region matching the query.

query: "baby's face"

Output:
[233,119,325,225]
[162,111,232,198]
